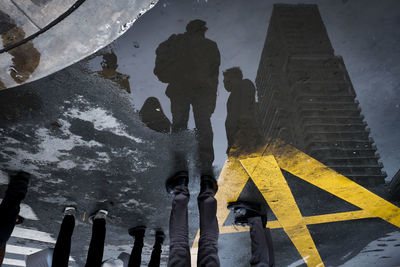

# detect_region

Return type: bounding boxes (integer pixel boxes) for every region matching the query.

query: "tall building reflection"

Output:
[256,4,386,186]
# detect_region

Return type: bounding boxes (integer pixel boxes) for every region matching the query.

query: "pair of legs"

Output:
[127,226,164,267]
[167,172,220,267]
[0,171,30,266]
[52,209,107,267]
[169,91,216,173]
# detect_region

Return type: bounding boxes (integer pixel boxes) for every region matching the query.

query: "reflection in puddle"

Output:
[139,97,171,133]
[255,4,385,186]
[223,67,263,156]
[1,23,41,84]
[154,19,220,174]
[96,50,131,93]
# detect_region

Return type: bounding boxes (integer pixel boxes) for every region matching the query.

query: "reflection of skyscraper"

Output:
[256,4,386,185]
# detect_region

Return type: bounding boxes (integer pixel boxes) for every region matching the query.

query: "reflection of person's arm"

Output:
[0,245,5,266]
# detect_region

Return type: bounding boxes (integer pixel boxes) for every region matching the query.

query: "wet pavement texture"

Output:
[1,0,400,266]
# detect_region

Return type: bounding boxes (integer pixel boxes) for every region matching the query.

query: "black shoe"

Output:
[129,225,146,238]
[154,229,165,244]
[227,201,266,227]
[6,171,31,201]
[166,171,189,194]
[200,175,218,196]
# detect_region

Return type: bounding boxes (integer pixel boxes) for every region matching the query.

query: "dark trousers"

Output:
[52,215,75,267]
[0,192,22,248]
[168,185,220,267]
[248,217,275,267]
[148,240,162,267]
[128,235,163,267]
[85,218,106,267]
[169,92,216,172]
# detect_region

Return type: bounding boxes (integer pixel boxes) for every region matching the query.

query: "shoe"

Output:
[200,175,218,196]
[154,229,165,244]
[88,209,108,224]
[128,225,146,238]
[6,171,31,201]
[63,206,76,217]
[165,171,189,194]
[227,201,266,227]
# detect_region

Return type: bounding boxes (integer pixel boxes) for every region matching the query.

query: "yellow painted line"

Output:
[219,210,372,234]
[241,155,324,267]
[264,140,400,229]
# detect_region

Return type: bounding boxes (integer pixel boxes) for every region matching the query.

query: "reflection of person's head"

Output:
[140,97,162,114]
[186,19,208,37]
[223,67,243,92]
[101,51,118,70]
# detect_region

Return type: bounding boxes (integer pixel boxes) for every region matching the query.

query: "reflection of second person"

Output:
[223,67,261,155]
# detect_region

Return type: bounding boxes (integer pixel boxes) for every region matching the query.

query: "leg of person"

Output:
[0,171,30,248]
[148,230,165,267]
[248,217,271,267]
[85,211,107,267]
[167,172,191,267]
[169,93,191,132]
[52,208,76,267]
[127,226,145,267]
[192,94,216,174]
[264,227,275,267]
[197,176,220,267]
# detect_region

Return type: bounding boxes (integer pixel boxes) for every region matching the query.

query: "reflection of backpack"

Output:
[154,34,185,83]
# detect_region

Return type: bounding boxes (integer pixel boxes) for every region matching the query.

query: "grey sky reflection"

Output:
[88,0,400,180]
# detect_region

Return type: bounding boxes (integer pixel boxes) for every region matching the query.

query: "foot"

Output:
[154,229,165,244]
[63,206,76,217]
[200,175,218,196]
[166,171,189,194]
[6,171,31,201]
[227,201,267,227]
[88,209,108,224]
[128,225,146,238]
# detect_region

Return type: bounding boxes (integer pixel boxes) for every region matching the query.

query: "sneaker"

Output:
[63,206,76,217]
[165,171,189,194]
[227,201,266,227]
[88,209,108,224]
[128,225,146,238]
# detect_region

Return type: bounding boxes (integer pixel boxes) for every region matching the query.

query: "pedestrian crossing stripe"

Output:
[190,139,400,267]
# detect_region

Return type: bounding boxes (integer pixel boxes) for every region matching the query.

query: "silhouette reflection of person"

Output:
[223,67,262,155]
[154,19,220,174]
[96,50,131,93]
[139,97,171,133]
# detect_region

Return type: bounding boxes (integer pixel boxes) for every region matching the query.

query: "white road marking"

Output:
[2,258,26,266]
[11,227,56,244]
[5,244,41,255]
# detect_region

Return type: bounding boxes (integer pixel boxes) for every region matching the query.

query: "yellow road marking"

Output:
[241,155,323,267]
[264,140,400,229]
[190,139,400,267]
[219,210,371,233]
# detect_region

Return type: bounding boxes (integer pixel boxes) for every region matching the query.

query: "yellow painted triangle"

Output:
[263,140,400,228]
